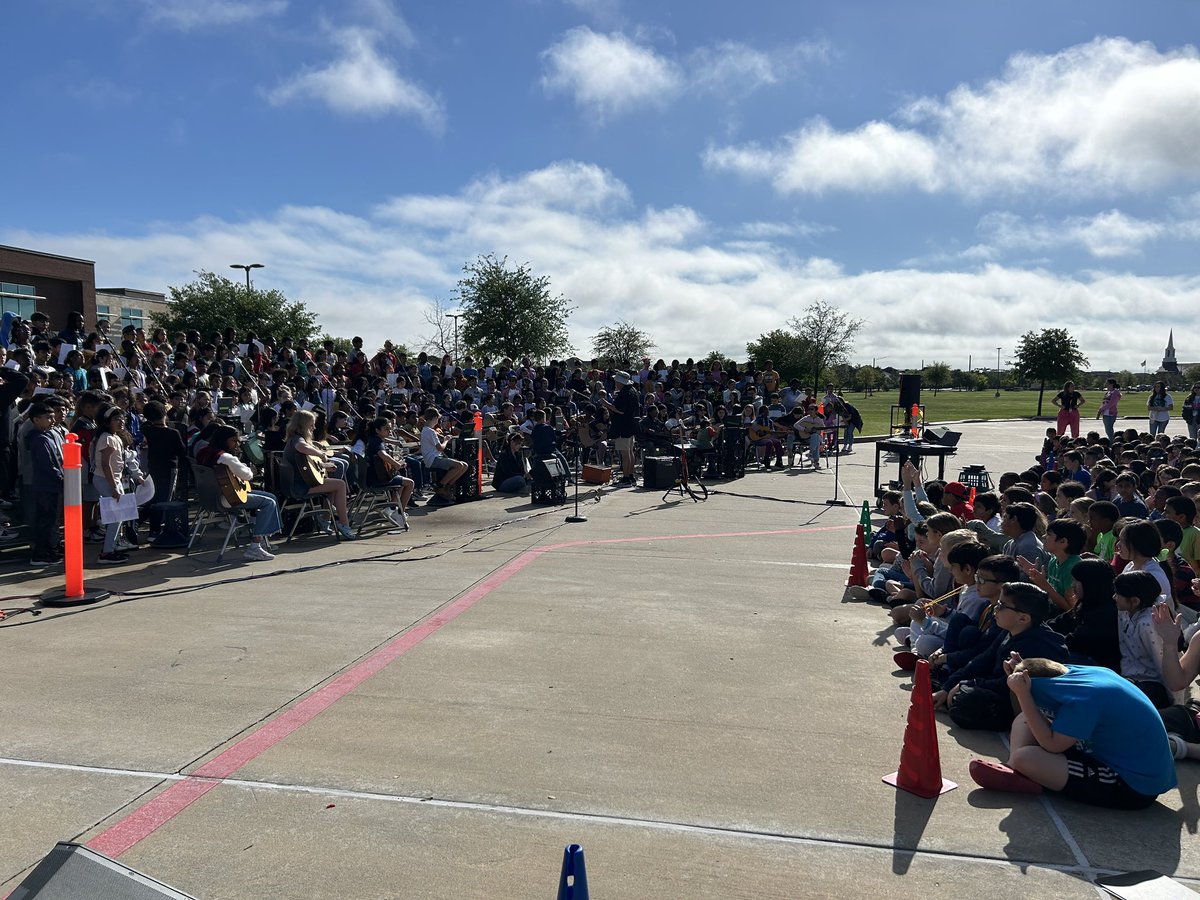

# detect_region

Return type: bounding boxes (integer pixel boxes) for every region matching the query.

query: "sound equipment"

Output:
[531,457,568,505]
[719,426,745,480]
[922,426,962,447]
[582,463,611,484]
[898,373,922,411]
[10,842,196,899]
[643,456,679,490]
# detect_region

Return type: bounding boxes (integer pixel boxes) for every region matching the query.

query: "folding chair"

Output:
[274,452,336,542]
[348,452,395,535]
[186,463,252,562]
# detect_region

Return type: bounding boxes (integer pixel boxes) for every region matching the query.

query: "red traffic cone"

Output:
[846,524,868,588]
[883,660,957,797]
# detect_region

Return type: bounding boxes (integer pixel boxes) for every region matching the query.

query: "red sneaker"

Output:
[968,759,1043,795]
[893,650,919,671]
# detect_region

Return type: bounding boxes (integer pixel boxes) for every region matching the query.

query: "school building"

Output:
[0,244,169,334]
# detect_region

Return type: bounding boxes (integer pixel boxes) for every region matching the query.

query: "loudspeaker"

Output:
[898,373,921,410]
[719,426,746,480]
[11,843,195,899]
[643,456,679,490]
[582,464,611,484]
[533,457,569,481]
[922,426,962,447]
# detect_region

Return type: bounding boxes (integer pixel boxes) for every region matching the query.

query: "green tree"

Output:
[855,365,880,395]
[152,270,321,343]
[1183,365,1200,385]
[746,329,813,382]
[591,320,655,370]
[700,349,733,371]
[787,300,863,393]
[924,361,952,394]
[456,254,573,361]
[1012,328,1090,416]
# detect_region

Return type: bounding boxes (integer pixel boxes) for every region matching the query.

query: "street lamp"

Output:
[995,347,1002,398]
[444,311,463,361]
[229,263,264,292]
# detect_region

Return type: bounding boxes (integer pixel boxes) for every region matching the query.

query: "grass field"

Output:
[848,389,1056,436]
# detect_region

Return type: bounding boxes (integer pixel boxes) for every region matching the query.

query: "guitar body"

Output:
[215,466,251,506]
[299,452,327,487]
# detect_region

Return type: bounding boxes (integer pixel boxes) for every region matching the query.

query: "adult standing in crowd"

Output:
[1182,382,1200,441]
[604,371,640,486]
[1052,381,1085,438]
[1147,381,1173,436]
[1097,378,1122,440]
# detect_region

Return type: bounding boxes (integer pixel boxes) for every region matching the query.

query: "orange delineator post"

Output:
[473,411,483,495]
[62,433,85,598]
[41,434,109,606]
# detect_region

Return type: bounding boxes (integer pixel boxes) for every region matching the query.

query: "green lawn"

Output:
[847,390,1055,436]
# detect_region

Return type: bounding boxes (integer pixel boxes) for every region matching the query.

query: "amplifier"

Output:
[582,463,611,484]
[643,456,679,490]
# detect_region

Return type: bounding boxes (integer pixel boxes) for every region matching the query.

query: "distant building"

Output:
[1158,330,1180,375]
[0,244,168,335]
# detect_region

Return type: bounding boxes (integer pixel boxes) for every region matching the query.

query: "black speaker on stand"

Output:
[898,373,922,411]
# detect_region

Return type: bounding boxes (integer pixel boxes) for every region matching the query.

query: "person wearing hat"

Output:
[943,481,974,520]
[600,370,640,484]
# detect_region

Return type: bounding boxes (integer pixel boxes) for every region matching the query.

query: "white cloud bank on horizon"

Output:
[3,161,1196,370]
[138,0,287,31]
[540,27,827,119]
[705,37,1200,199]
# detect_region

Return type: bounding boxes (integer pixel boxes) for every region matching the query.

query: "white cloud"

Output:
[265,27,443,130]
[707,37,1200,198]
[4,162,1196,370]
[541,27,683,118]
[977,210,1167,259]
[139,0,287,30]
[540,28,822,118]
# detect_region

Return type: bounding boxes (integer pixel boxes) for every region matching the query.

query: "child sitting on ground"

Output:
[1047,559,1120,670]
[928,555,1021,683]
[1089,500,1119,563]
[1018,519,1085,613]
[890,524,972,626]
[935,582,1069,731]
[887,512,962,611]
[1001,502,1046,567]
[969,656,1177,809]
[894,540,990,668]
[1114,570,1175,709]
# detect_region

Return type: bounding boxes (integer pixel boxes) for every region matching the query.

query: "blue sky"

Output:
[4,0,1199,370]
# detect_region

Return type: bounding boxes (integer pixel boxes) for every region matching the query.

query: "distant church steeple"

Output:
[1159,330,1180,375]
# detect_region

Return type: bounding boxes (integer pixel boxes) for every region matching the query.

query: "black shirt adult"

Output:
[609,385,640,439]
[144,422,187,502]
[1054,389,1083,411]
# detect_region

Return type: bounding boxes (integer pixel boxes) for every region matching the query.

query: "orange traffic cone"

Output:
[846,524,868,588]
[883,660,957,797]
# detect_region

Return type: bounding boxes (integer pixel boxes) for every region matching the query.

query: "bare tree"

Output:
[419,297,458,358]
[787,299,863,391]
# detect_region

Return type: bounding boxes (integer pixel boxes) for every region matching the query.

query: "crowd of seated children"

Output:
[851,422,1200,808]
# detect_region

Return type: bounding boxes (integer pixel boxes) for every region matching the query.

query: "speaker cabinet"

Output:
[898,373,922,410]
[643,456,680,490]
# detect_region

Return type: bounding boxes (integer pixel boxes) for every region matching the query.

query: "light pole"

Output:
[444,312,463,361]
[229,263,264,292]
[995,347,1002,398]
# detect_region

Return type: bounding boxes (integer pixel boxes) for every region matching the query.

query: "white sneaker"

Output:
[243,542,275,562]
[383,508,406,528]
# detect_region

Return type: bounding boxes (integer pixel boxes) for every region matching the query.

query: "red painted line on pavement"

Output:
[86,524,853,858]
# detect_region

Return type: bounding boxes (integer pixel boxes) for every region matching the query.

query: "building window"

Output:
[0,282,37,319]
[95,304,112,327]
[120,307,144,329]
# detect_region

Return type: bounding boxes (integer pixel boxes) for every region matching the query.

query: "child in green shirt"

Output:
[1088,501,1119,563]
[1020,519,1085,613]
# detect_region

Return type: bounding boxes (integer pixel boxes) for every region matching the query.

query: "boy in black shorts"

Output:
[969,656,1177,809]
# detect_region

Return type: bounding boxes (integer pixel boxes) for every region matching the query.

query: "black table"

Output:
[873,438,958,497]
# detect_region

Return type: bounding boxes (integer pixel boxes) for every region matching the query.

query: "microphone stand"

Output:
[825,427,848,507]
[564,435,587,524]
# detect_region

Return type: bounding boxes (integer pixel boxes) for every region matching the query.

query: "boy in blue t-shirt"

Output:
[969,657,1177,809]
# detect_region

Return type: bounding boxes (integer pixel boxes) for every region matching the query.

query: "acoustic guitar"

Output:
[748,422,775,442]
[214,465,251,506]
[298,450,327,487]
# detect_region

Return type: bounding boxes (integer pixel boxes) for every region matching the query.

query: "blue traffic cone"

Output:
[556,843,589,899]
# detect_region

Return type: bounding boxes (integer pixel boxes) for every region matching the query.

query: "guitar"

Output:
[748,422,775,442]
[214,464,251,506]
[298,450,327,487]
